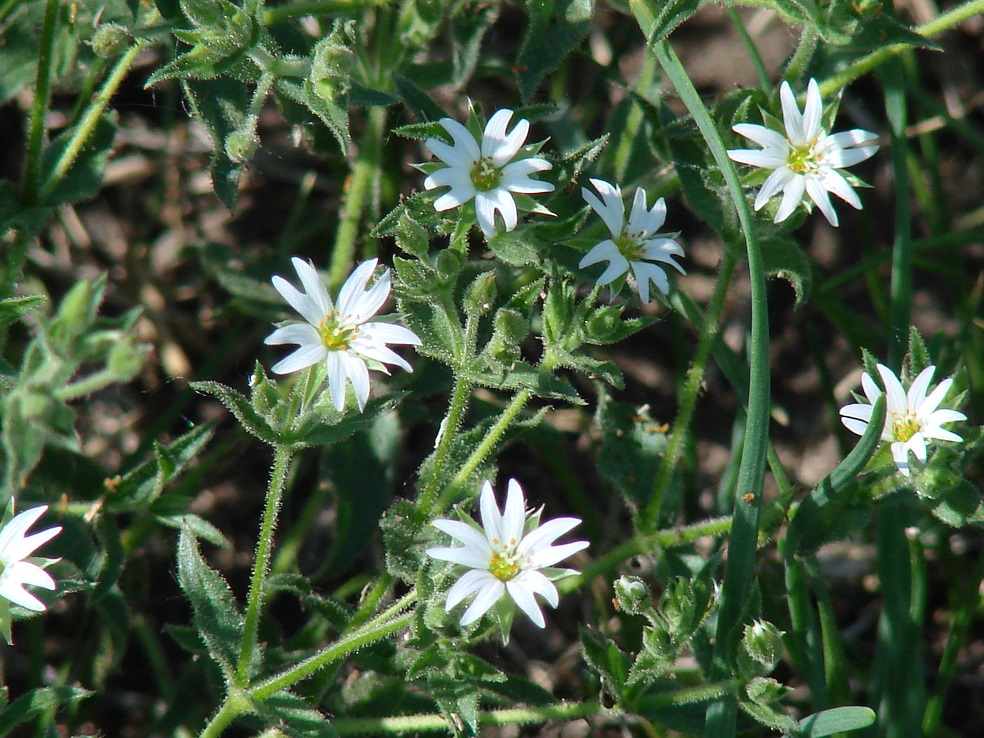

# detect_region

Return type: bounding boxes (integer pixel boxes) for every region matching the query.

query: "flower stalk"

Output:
[236,444,293,687]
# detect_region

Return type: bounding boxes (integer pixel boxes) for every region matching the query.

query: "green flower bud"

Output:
[463,271,497,318]
[613,575,653,616]
[225,127,258,164]
[107,338,148,381]
[738,620,785,678]
[90,23,131,59]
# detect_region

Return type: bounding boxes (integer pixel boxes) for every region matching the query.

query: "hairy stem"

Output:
[236,445,293,686]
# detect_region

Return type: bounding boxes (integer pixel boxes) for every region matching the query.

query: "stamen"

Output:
[614,232,645,262]
[318,312,357,351]
[489,550,521,582]
[471,157,501,191]
[891,411,921,443]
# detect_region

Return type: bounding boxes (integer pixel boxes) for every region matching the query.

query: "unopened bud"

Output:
[91,23,131,59]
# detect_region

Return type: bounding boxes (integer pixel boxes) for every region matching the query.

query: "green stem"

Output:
[38,41,145,204]
[647,38,771,738]
[818,0,984,97]
[54,368,121,401]
[198,689,250,738]
[724,5,770,92]
[261,0,392,25]
[21,0,60,206]
[559,516,732,594]
[643,253,736,531]
[612,52,657,181]
[433,389,533,515]
[333,700,608,734]
[783,27,817,83]
[236,445,293,686]
[329,106,387,291]
[252,610,413,698]
[417,372,473,514]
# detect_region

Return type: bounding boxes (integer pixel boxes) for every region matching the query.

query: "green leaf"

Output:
[40,112,118,206]
[0,295,45,331]
[487,228,541,266]
[0,686,92,734]
[191,380,280,445]
[580,625,631,701]
[157,511,231,548]
[596,393,669,507]
[177,526,255,677]
[316,412,399,576]
[794,706,876,737]
[105,422,215,512]
[629,0,705,45]
[250,691,336,738]
[380,500,426,582]
[181,77,249,209]
[516,0,593,102]
[393,73,447,121]
[760,234,813,308]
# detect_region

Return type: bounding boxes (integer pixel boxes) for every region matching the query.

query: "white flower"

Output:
[840,363,966,476]
[265,258,422,412]
[0,505,61,612]
[728,79,880,226]
[579,178,685,304]
[423,109,554,238]
[426,479,588,628]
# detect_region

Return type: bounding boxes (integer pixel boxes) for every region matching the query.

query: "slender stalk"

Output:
[724,6,770,92]
[54,368,124,401]
[783,27,817,83]
[261,0,392,25]
[333,700,608,734]
[417,372,473,514]
[560,516,732,594]
[329,106,387,291]
[236,445,293,686]
[39,42,145,203]
[645,37,771,738]
[252,610,413,698]
[198,688,251,738]
[643,253,736,530]
[21,0,60,206]
[433,389,533,515]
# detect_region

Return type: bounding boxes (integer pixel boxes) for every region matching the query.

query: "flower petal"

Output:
[501,479,526,548]
[272,275,324,327]
[731,123,790,152]
[271,344,326,375]
[460,577,504,625]
[446,569,496,611]
[582,179,625,237]
[264,322,321,347]
[780,80,807,146]
[773,173,806,223]
[291,257,334,318]
[505,578,546,627]
[805,176,839,226]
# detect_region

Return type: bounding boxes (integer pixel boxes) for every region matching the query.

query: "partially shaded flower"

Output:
[579,178,685,303]
[840,363,966,476]
[426,479,588,629]
[0,505,61,612]
[265,258,421,412]
[728,78,879,226]
[423,109,554,237]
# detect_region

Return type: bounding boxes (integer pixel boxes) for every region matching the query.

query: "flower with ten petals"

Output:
[0,505,61,613]
[265,258,421,412]
[426,479,588,630]
[840,363,966,476]
[423,109,554,237]
[728,79,879,226]
[579,178,686,303]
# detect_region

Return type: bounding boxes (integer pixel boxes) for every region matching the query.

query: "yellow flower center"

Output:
[471,156,501,192]
[488,536,525,582]
[614,232,644,262]
[318,312,357,351]
[891,411,921,443]
[787,141,822,174]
